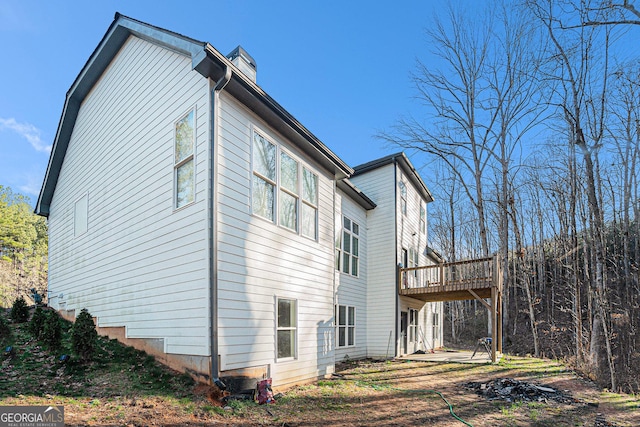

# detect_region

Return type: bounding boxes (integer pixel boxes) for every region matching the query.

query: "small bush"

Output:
[10,297,29,323]
[28,306,47,339]
[42,310,62,350]
[71,308,97,362]
[0,315,12,345]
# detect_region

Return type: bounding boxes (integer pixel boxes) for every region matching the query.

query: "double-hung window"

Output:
[420,204,426,235]
[252,130,318,239]
[432,311,440,340]
[279,152,298,231]
[175,109,195,208]
[408,247,419,285]
[277,298,297,360]
[336,304,355,347]
[399,181,407,215]
[336,216,359,276]
[301,168,318,239]
[252,132,277,221]
[409,309,418,343]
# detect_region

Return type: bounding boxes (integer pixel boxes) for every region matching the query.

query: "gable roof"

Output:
[352,152,434,203]
[36,13,352,216]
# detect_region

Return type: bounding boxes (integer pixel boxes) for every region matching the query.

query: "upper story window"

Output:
[301,169,318,239]
[420,204,426,234]
[174,109,195,208]
[399,181,407,215]
[252,130,318,239]
[280,151,298,231]
[252,132,277,221]
[336,216,359,277]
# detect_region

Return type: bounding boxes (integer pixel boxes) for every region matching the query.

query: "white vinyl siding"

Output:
[73,193,88,237]
[216,94,335,387]
[350,165,397,357]
[47,35,210,356]
[334,188,368,361]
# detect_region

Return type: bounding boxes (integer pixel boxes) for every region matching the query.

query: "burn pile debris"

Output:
[463,378,579,404]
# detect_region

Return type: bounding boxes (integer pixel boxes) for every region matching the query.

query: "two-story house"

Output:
[35,13,441,390]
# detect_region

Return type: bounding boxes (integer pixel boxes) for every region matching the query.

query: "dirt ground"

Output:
[3,355,638,426]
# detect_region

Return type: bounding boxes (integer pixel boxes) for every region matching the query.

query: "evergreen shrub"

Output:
[10,297,29,323]
[0,315,12,344]
[42,310,62,350]
[72,308,97,362]
[28,306,47,339]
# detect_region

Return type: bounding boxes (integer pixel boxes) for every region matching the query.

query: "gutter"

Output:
[209,65,232,389]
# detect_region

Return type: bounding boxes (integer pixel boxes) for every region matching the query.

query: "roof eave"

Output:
[199,44,353,179]
[337,179,376,210]
[352,152,434,203]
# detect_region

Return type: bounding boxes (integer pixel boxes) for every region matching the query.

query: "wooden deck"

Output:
[398,256,503,362]
[398,257,498,302]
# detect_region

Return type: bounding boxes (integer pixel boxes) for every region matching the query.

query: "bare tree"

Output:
[379,5,497,258]
[528,0,617,389]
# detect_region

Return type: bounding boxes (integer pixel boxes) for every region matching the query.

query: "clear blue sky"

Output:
[0,0,447,202]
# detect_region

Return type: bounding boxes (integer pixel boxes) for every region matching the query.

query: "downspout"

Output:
[393,156,399,357]
[209,66,232,388]
[332,181,337,367]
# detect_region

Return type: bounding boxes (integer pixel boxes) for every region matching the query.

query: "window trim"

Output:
[399,180,407,215]
[276,297,298,361]
[336,215,359,277]
[336,304,356,348]
[174,108,196,210]
[409,308,418,344]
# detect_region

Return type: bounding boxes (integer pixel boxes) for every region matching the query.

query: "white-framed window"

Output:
[252,131,276,221]
[74,193,88,237]
[399,181,407,215]
[409,309,418,343]
[409,247,419,277]
[276,298,297,360]
[336,304,356,347]
[336,216,359,276]
[252,129,318,239]
[279,151,299,231]
[174,109,195,209]
[432,311,440,340]
[420,204,426,235]
[301,168,318,239]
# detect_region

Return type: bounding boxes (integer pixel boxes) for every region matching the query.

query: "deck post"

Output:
[491,284,497,363]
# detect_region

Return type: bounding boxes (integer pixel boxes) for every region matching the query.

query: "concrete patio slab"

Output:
[398,349,502,364]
